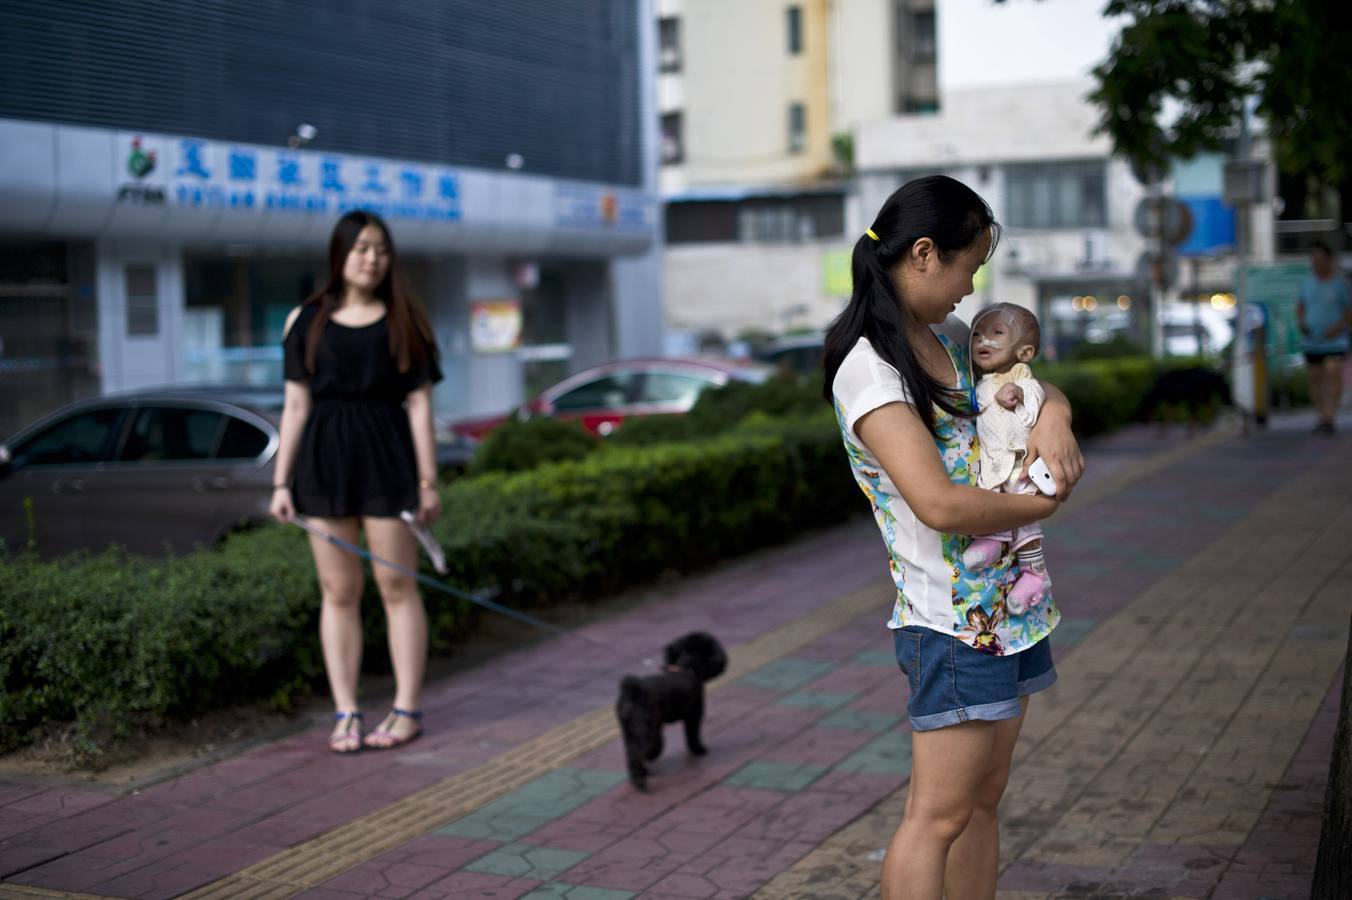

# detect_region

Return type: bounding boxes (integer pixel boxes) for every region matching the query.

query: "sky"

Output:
[938,0,1126,91]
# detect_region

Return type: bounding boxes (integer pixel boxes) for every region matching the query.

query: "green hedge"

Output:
[0,354,1240,762]
[1039,357,1161,439]
[0,412,857,762]
[470,416,599,475]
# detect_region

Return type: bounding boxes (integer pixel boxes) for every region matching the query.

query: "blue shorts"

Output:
[893,626,1057,732]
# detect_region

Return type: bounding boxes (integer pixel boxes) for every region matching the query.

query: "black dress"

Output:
[282,304,442,517]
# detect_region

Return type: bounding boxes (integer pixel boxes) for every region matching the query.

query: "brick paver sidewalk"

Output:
[1,414,1347,899]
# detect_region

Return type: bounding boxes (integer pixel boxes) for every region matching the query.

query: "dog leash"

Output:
[289,516,606,647]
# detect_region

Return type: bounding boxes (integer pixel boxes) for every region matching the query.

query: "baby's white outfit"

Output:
[975,363,1045,550]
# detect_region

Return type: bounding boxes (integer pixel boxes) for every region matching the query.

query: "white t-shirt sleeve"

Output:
[833,339,913,447]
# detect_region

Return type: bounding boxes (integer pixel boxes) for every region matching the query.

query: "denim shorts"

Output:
[893,625,1057,732]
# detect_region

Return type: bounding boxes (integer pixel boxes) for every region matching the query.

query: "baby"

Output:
[963,303,1051,614]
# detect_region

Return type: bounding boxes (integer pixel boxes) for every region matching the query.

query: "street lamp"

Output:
[287,123,317,149]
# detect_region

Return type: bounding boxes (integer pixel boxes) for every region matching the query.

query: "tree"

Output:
[1086,0,1352,194]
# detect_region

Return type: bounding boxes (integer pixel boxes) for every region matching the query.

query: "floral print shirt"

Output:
[831,317,1059,655]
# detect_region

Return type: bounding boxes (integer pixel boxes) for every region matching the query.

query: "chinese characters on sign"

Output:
[117,135,461,223]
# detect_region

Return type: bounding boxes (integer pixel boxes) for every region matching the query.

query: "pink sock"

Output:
[1006,570,1050,615]
[962,538,1005,570]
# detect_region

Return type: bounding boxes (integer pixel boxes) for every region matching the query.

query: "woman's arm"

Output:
[856,402,1059,535]
[269,379,312,522]
[270,306,311,522]
[1025,380,1085,500]
[405,384,441,524]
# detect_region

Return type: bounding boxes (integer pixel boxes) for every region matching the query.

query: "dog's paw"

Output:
[628,775,649,792]
[689,743,708,756]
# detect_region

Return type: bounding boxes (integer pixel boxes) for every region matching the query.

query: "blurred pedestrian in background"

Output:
[1296,240,1351,435]
[270,210,443,753]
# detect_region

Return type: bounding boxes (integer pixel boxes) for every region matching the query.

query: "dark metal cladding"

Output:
[0,0,642,186]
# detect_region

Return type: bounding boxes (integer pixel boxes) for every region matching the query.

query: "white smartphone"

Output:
[1027,457,1058,496]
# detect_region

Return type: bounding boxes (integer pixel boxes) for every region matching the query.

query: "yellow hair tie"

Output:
[865,228,880,242]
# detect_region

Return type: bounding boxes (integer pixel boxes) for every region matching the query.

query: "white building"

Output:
[856,80,1152,357]
[656,0,937,344]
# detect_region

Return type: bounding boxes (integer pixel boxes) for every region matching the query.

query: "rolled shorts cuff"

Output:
[1017,666,1058,696]
[909,698,1023,732]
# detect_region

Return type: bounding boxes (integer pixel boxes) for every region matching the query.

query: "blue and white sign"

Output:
[0,116,656,255]
[148,136,462,223]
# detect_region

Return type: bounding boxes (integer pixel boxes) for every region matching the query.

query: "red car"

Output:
[445,357,773,441]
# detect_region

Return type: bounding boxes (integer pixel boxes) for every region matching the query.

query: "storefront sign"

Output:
[470,300,523,353]
[555,185,652,232]
[114,133,462,222]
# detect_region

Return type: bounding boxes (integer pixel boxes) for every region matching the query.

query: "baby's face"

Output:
[972,319,1022,373]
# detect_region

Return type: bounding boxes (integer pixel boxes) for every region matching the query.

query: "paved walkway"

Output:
[1,412,1348,899]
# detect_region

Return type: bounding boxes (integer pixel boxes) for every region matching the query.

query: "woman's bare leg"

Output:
[880,717,1005,900]
[306,517,365,742]
[944,698,1028,899]
[363,515,427,742]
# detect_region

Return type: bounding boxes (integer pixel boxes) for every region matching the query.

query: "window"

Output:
[125,264,158,336]
[751,195,843,243]
[550,373,638,412]
[788,102,806,154]
[216,416,270,459]
[11,407,125,468]
[661,112,684,165]
[118,407,223,461]
[1004,161,1107,229]
[786,6,803,54]
[911,10,936,57]
[666,195,845,245]
[640,372,712,406]
[658,17,682,72]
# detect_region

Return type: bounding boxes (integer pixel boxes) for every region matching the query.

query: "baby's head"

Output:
[971,303,1040,374]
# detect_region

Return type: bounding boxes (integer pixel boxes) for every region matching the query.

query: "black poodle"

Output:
[615,631,728,791]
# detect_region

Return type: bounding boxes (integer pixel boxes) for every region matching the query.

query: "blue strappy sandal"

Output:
[329,710,364,754]
[363,707,423,750]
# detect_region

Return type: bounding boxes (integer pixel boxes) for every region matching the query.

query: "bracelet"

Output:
[418,479,435,490]
[272,484,289,490]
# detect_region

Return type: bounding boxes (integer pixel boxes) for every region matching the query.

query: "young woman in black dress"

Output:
[271,210,442,753]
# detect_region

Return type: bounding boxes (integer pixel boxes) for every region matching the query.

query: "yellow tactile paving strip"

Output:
[0,888,105,900]
[182,580,896,898]
[751,438,1350,899]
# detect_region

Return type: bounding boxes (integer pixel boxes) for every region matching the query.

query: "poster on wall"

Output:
[470,300,523,353]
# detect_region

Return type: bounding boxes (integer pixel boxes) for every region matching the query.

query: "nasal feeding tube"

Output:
[970,306,1026,352]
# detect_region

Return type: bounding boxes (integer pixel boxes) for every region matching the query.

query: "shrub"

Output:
[0,413,857,762]
[470,415,599,474]
[436,410,858,605]
[1038,357,1160,439]
[1270,364,1312,409]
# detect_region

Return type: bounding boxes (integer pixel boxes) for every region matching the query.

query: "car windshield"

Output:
[551,372,639,411]
[640,372,714,405]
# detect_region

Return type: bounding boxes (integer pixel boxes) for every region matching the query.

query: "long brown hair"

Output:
[303,210,438,375]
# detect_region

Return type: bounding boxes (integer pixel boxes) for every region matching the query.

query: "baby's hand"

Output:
[996,383,1024,410]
